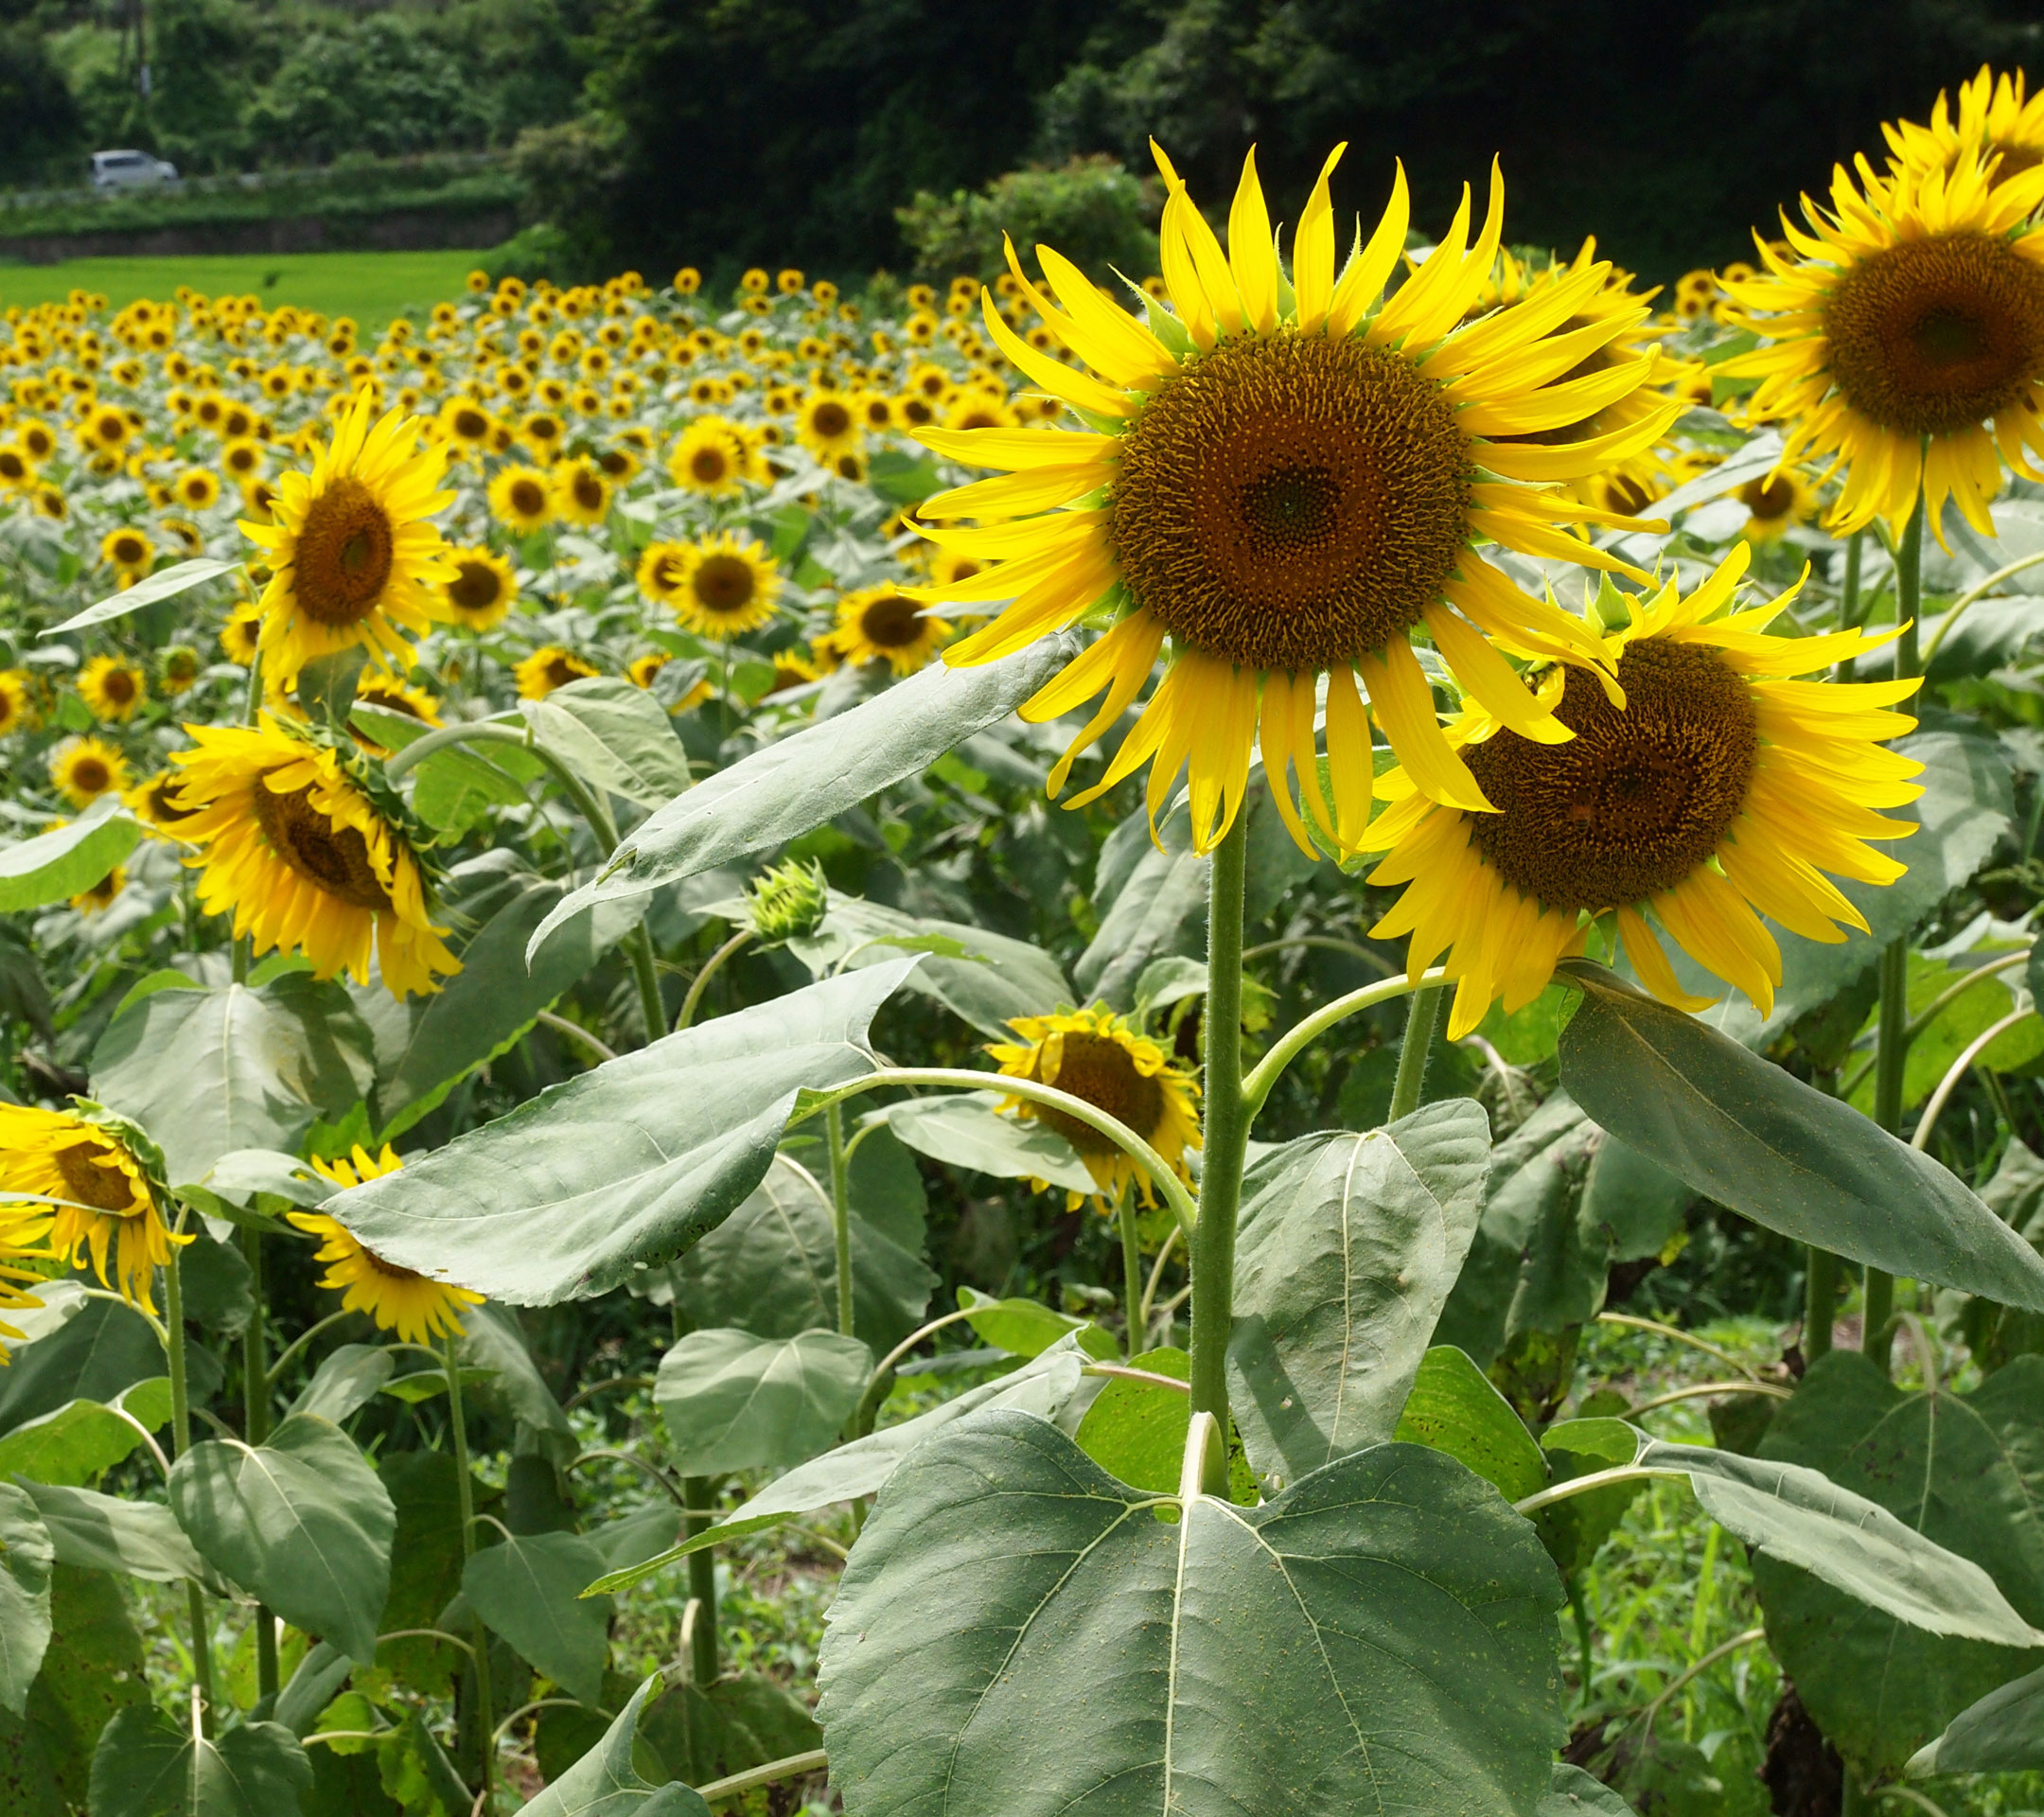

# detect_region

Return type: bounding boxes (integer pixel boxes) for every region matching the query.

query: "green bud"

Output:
[745,857,830,944]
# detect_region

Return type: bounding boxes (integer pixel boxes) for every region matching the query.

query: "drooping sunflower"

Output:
[832,585,950,675]
[0,1103,183,1314]
[1885,65,2044,194]
[79,656,147,723]
[440,548,520,630]
[1719,150,2044,541]
[220,608,262,666]
[240,393,457,691]
[668,533,781,638]
[912,145,1676,853]
[1736,470,1818,542]
[99,526,153,575]
[50,736,130,807]
[291,1145,483,1345]
[487,465,552,532]
[990,1006,1201,1211]
[169,715,460,998]
[515,645,599,699]
[1361,543,1924,1037]
[549,457,612,526]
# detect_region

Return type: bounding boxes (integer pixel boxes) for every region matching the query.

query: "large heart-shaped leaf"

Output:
[0,1484,52,1717]
[3,1563,149,1810]
[1227,1101,1490,1491]
[529,640,1069,955]
[1907,1664,2044,1774]
[167,1414,396,1665]
[520,676,694,806]
[462,1528,612,1705]
[656,1328,872,1476]
[0,1297,214,1438]
[520,1673,712,1816]
[0,1379,169,1486]
[325,961,917,1305]
[0,798,142,913]
[87,1706,312,1817]
[1395,1346,1547,1504]
[1556,961,2044,1310]
[817,1411,1566,1817]
[16,1480,222,1590]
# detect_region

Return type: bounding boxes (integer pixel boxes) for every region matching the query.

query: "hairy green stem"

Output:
[163,1241,216,1734]
[240,1228,277,1702]
[695,1747,829,1808]
[676,927,755,1032]
[683,1480,720,1685]
[1240,968,1443,1120]
[1388,983,1446,1123]
[1189,814,1248,1494]
[826,1102,855,1339]
[1117,1186,1143,1359]
[1805,1249,1841,1362]
[444,1329,494,1801]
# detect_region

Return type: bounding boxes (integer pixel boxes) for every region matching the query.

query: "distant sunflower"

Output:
[440,548,519,630]
[241,393,457,691]
[50,736,130,807]
[0,444,33,488]
[0,1104,182,1314]
[913,145,1674,853]
[1720,149,2044,540]
[79,656,146,723]
[515,645,598,699]
[990,1006,1201,1210]
[31,485,66,522]
[1736,471,1818,542]
[0,671,34,736]
[354,677,443,735]
[669,533,781,638]
[549,457,612,526]
[766,651,820,695]
[796,392,861,460]
[127,769,200,840]
[668,418,749,497]
[626,651,670,690]
[220,608,262,666]
[635,539,692,605]
[170,715,460,998]
[487,465,552,532]
[833,585,949,675]
[99,526,152,574]
[1362,544,1924,1036]
[292,1145,483,1344]
[174,469,221,511]
[70,865,125,914]
[157,645,202,696]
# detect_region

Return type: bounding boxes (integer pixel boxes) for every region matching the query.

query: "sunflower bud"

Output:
[745,858,829,944]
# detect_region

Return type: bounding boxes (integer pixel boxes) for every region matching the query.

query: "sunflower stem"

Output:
[1116,1184,1143,1359]
[826,1102,855,1339]
[1388,984,1447,1124]
[1240,969,1443,1120]
[683,1480,721,1685]
[1805,1248,1841,1363]
[1189,812,1249,1494]
[677,927,755,1032]
[162,1239,217,1734]
[443,1328,494,1802]
[240,1226,278,1702]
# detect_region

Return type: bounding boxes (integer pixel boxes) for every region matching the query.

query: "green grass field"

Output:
[0,249,486,327]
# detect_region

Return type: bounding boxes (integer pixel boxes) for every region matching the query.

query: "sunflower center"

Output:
[448,559,504,612]
[292,476,396,626]
[1031,1032,1166,1157]
[692,555,757,614]
[690,446,730,484]
[55,1141,139,1213]
[1463,639,1758,911]
[70,758,110,794]
[1822,231,2044,437]
[253,780,393,911]
[1739,476,1797,520]
[858,593,924,648]
[508,478,545,518]
[811,401,851,438]
[101,669,137,704]
[113,535,146,565]
[1113,331,1471,671]
[359,1244,426,1283]
[573,471,605,512]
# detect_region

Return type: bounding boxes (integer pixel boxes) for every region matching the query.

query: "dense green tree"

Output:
[0,22,81,182]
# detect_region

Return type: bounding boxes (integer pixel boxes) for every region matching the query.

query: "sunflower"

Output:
[668,533,781,638]
[626,651,670,690]
[50,736,130,807]
[1361,544,1924,1037]
[291,1145,483,1344]
[156,645,201,696]
[833,585,950,675]
[766,651,820,695]
[990,1006,1201,1210]
[240,393,457,692]
[31,485,66,522]
[160,518,205,558]
[515,645,598,698]
[912,145,1675,854]
[127,768,199,839]
[436,397,495,452]
[668,417,749,497]
[441,547,520,629]
[549,457,612,526]
[1885,65,2044,193]
[174,469,221,511]
[0,1104,182,1314]
[169,715,460,998]
[1719,150,2044,541]
[0,671,34,736]
[796,391,861,460]
[70,865,125,914]
[355,678,443,730]
[79,656,147,723]
[0,444,34,487]
[220,438,264,483]
[635,539,692,605]
[1736,470,1818,542]
[220,608,262,665]
[98,526,152,575]
[487,464,552,532]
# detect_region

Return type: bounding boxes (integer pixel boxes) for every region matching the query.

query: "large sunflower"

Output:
[0,1104,183,1314]
[1719,149,2044,541]
[669,532,781,638]
[291,1145,482,1345]
[911,145,1677,852]
[1361,545,1924,1037]
[170,716,460,998]
[990,1006,1201,1210]
[240,393,457,691]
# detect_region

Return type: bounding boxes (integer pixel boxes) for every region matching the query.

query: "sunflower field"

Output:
[7,63,2044,1817]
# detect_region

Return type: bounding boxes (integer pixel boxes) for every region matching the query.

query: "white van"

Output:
[89,150,179,189]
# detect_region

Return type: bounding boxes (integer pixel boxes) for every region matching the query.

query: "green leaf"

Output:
[167,1414,396,1665]
[1073,838,1206,1008]
[0,1486,51,1717]
[882,1091,1094,1195]
[294,650,366,730]
[375,1451,475,1697]
[817,1412,1566,1816]
[1228,1102,1491,1491]
[664,1152,937,1355]
[0,1297,212,1440]
[520,1674,712,1816]
[198,1149,328,1212]
[1845,949,2044,1118]
[454,1302,577,1462]
[1067,1347,1255,1501]
[324,962,917,1305]
[655,1328,872,1475]
[91,979,376,1188]
[1535,1418,1646,1577]
[273,1642,355,1739]
[1578,1132,1692,1264]
[462,1529,612,1705]
[589,1343,1090,1593]
[15,1480,222,1590]
[1907,1663,2044,1773]
[0,1379,169,1486]
[1556,961,2044,1310]
[87,1707,312,1817]
[956,1285,1094,1360]
[1542,1764,1639,1817]
[0,1563,148,1812]
[1749,1350,2044,1777]
[1394,1346,1547,1504]
[44,556,239,635]
[287,1346,395,1426]
[527,638,1070,957]
[0,799,142,913]
[638,1671,821,1787]
[520,677,694,807]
